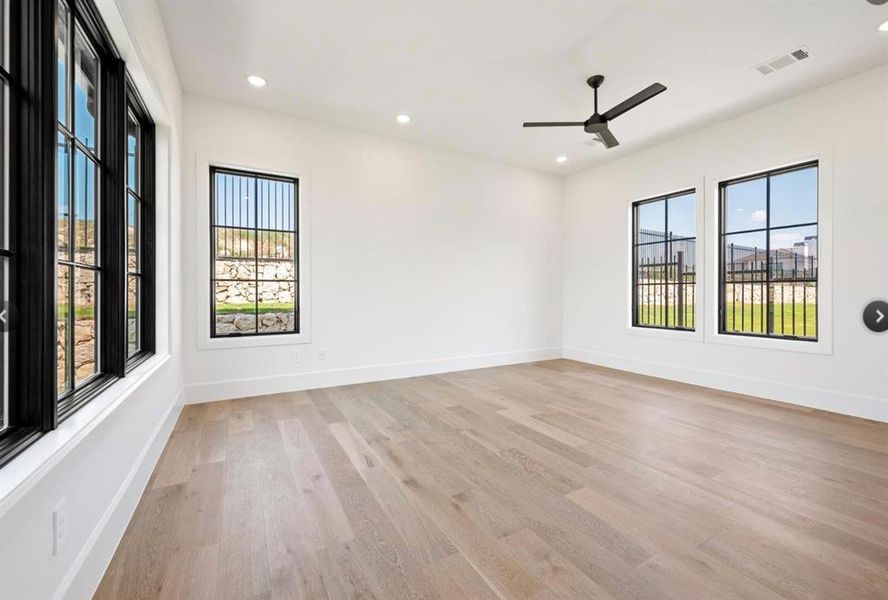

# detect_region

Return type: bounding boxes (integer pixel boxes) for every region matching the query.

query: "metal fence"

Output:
[635,234,696,330]
[214,228,294,261]
[723,242,817,338]
[724,243,817,283]
[212,170,296,262]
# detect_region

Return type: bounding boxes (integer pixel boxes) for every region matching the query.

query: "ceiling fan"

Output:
[523,75,666,149]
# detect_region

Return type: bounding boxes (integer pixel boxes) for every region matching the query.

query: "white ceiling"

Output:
[157,0,888,175]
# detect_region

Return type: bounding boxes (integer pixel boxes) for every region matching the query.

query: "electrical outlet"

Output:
[291,349,302,363]
[318,350,327,361]
[52,500,67,556]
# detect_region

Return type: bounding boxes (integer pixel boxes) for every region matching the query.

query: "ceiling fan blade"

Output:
[601,83,666,121]
[523,121,585,127]
[596,127,620,149]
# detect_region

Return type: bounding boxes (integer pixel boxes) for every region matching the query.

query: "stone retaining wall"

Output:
[637,281,816,305]
[215,311,296,335]
[56,318,96,386]
[57,252,97,306]
[214,259,296,306]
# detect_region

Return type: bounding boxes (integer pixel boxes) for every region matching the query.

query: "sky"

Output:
[213,172,297,231]
[637,166,817,253]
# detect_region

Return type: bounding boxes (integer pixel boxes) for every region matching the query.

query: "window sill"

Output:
[0,354,171,515]
[705,330,832,355]
[626,324,704,342]
[198,331,312,351]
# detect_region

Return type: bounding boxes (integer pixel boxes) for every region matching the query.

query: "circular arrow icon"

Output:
[863,300,888,333]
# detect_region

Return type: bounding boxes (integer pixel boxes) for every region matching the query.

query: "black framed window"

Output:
[126,109,140,357]
[210,167,299,338]
[632,190,696,330]
[0,0,155,467]
[719,161,818,340]
[125,93,154,365]
[1,0,10,433]
[56,0,102,400]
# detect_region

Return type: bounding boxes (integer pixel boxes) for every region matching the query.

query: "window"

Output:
[0,0,9,432]
[56,0,102,399]
[125,93,154,364]
[632,190,696,331]
[719,161,818,340]
[126,110,140,357]
[210,167,299,338]
[0,0,155,467]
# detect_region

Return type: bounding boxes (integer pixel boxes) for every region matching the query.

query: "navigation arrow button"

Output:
[863,300,888,333]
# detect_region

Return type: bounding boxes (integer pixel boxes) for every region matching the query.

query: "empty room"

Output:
[1,1,887,598]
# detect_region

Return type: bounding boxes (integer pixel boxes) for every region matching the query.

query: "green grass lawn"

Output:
[725,301,816,338]
[57,304,95,320]
[215,302,295,316]
[59,303,294,319]
[638,301,816,338]
[638,304,696,329]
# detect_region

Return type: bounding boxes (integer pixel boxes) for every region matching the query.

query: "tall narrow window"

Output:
[719,162,818,340]
[210,167,299,338]
[124,88,154,366]
[0,0,9,431]
[126,110,140,357]
[56,0,102,398]
[632,190,696,330]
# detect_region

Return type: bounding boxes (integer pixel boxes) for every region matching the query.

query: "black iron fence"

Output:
[214,227,294,261]
[635,237,696,330]
[213,170,296,262]
[722,243,817,338]
[724,244,817,282]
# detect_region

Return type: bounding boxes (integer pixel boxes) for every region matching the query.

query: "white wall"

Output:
[182,95,564,402]
[563,66,888,421]
[0,2,185,599]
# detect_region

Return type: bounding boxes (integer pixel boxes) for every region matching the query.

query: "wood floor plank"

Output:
[96,360,888,600]
[95,484,187,600]
[278,417,356,550]
[499,528,616,600]
[361,463,457,564]
[422,551,501,600]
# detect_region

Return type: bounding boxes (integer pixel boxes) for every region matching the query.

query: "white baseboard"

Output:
[564,347,887,423]
[55,389,184,600]
[185,347,563,404]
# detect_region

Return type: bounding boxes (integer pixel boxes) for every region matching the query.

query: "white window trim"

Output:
[194,153,312,350]
[704,149,832,355]
[625,180,706,342]
[0,353,170,512]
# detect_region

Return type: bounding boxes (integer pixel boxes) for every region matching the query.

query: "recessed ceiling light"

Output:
[396,114,411,124]
[555,156,567,163]
[247,75,267,88]
[879,20,888,32]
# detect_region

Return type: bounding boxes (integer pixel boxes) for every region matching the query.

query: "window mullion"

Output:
[99,54,126,377]
[10,0,58,436]
[765,174,771,336]
[664,198,669,328]
[253,175,259,335]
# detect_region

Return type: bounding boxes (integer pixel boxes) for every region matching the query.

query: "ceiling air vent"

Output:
[754,46,811,76]
[790,48,810,61]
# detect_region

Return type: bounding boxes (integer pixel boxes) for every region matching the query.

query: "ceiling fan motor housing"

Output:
[584,115,607,134]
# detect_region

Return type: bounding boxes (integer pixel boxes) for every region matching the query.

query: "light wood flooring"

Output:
[95,359,888,600]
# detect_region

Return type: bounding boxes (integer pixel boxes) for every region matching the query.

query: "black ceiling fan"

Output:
[523,75,666,149]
